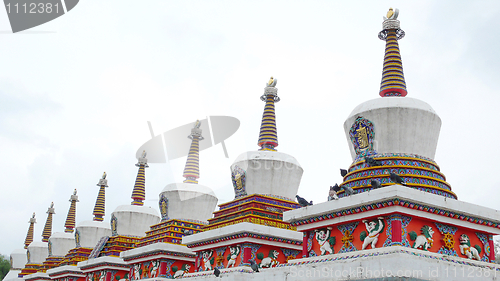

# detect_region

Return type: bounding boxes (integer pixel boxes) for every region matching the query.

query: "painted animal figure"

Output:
[173,264,191,278]
[409,225,434,251]
[226,245,240,268]
[259,250,280,268]
[315,227,334,255]
[459,234,481,260]
[360,217,385,250]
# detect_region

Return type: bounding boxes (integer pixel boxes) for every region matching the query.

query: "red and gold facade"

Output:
[59,247,93,266]
[139,219,204,246]
[285,186,499,264]
[183,194,303,273]
[206,194,300,231]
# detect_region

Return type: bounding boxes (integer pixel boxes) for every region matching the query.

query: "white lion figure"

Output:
[173,264,191,279]
[258,250,280,268]
[409,225,434,251]
[360,217,385,250]
[459,234,481,260]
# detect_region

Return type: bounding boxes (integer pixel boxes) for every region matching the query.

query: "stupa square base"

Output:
[285,185,500,262]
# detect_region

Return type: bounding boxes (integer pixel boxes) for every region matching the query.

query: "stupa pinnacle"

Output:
[131,150,148,205]
[41,203,55,242]
[93,172,108,221]
[378,8,407,97]
[24,213,36,249]
[182,120,204,184]
[258,77,280,151]
[64,189,78,233]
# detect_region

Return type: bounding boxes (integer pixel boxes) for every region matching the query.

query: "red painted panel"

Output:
[489,237,495,262]
[243,247,252,263]
[302,231,308,258]
[392,219,402,243]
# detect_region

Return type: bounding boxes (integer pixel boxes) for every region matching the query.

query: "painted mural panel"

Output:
[108,270,127,281]
[405,216,488,261]
[86,271,105,281]
[128,260,194,279]
[129,260,160,280]
[198,250,215,272]
[254,246,285,268]
[170,261,194,279]
[55,277,85,281]
[196,244,299,272]
[308,216,389,256]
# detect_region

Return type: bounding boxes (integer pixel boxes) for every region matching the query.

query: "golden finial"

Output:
[383,7,399,21]
[267,77,274,86]
[386,8,394,19]
[266,76,277,87]
[194,120,201,128]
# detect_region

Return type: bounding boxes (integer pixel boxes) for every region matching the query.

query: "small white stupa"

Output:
[110,151,161,237]
[159,120,218,222]
[3,213,33,281]
[74,172,112,249]
[47,190,79,258]
[230,77,303,201]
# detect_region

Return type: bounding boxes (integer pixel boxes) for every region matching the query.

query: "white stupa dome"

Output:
[110,205,160,237]
[26,241,48,264]
[344,97,441,161]
[230,150,303,200]
[48,232,74,257]
[159,182,218,222]
[75,220,111,248]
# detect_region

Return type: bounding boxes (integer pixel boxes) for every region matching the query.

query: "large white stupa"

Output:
[338,10,455,200]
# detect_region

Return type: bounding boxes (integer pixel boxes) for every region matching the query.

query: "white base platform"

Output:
[177,246,500,281]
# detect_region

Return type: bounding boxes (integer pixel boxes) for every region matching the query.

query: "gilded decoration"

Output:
[231,165,247,199]
[349,116,375,157]
[159,194,169,221]
[111,214,118,236]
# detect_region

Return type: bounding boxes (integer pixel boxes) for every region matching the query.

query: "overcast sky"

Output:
[1,1,500,256]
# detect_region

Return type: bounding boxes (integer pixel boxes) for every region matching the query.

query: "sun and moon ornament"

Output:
[379,7,405,41]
